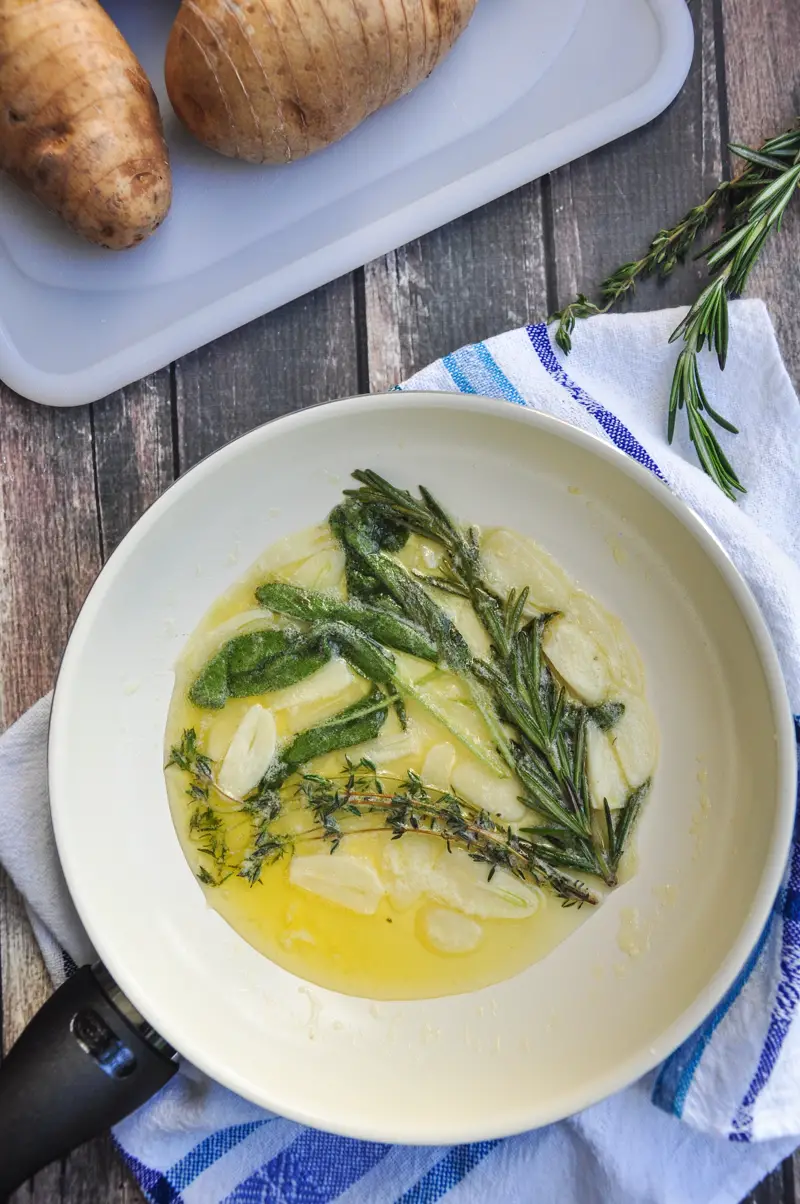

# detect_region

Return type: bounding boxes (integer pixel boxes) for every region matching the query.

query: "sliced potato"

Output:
[610,695,659,788]
[481,528,573,612]
[290,852,385,915]
[421,907,482,955]
[586,722,628,810]
[217,705,277,797]
[542,617,609,705]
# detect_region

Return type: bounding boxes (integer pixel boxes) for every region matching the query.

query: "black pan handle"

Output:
[0,964,177,1197]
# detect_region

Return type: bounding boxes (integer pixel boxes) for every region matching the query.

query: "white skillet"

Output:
[35,394,796,1152]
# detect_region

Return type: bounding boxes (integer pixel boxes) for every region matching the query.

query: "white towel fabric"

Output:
[0,300,799,1204]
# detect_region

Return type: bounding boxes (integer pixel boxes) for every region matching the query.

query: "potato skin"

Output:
[165,0,479,164]
[0,0,172,249]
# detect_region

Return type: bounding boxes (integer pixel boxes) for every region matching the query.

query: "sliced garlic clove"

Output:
[542,616,609,704]
[435,594,492,659]
[569,592,645,695]
[422,742,457,791]
[269,657,356,715]
[254,524,336,574]
[451,757,527,823]
[353,722,424,769]
[382,834,443,910]
[430,848,541,919]
[217,705,278,797]
[610,695,659,788]
[289,547,346,590]
[289,853,385,915]
[481,528,573,612]
[420,907,482,955]
[586,721,628,810]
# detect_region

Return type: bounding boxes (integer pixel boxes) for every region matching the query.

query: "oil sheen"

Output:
[165,523,657,1000]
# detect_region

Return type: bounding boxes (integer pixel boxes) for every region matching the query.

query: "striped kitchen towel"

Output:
[1,299,799,1203]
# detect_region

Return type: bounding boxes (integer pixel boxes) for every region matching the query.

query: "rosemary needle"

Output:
[550,122,800,498]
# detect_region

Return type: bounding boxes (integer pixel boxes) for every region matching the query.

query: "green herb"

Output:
[549,123,800,498]
[255,581,437,661]
[168,683,391,883]
[334,472,648,884]
[295,761,597,905]
[188,628,323,709]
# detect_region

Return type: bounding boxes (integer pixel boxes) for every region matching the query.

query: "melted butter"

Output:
[617,906,651,958]
[166,522,656,1001]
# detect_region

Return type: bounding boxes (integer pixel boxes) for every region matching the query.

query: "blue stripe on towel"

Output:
[652,915,775,1118]
[225,1129,389,1203]
[525,324,668,482]
[394,1141,500,1204]
[167,1121,273,1190]
[729,719,800,1140]
[442,344,527,407]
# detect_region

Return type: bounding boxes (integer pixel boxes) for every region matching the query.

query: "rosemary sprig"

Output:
[331,474,647,884]
[549,123,800,499]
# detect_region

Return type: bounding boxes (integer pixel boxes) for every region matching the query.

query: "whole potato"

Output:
[0,0,172,249]
[165,0,479,164]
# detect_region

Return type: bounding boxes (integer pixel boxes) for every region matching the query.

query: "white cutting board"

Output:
[0,0,693,405]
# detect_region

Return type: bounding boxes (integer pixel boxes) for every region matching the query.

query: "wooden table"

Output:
[1,1,798,1199]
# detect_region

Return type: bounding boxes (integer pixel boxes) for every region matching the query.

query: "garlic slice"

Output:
[383,835,442,910]
[268,657,356,715]
[429,848,541,919]
[435,594,492,659]
[586,721,628,810]
[289,853,385,915]
[451,758,527,823]
[422,742,457,791]
[421,907,482,955]
[542,616,609,704]
[289,547,345,590]
[481,528,573,612]
[217,705,277,798]
[569,592,645,695]
[610,695,659,788]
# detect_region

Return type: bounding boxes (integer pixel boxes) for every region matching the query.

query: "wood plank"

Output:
[364,183,549,389]
[719,0,800,393]
[91,372,175,556]
[175,278,361,470]
[0,384,108,1202]
[744,1163,794,1204]
[547,0,723,315]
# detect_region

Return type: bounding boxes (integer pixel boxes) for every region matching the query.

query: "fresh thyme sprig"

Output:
[166,736,598,903]
[294,760,598,906]
[549,123,800,499]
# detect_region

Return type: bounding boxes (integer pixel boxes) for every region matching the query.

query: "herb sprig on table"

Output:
[549,122,800,499]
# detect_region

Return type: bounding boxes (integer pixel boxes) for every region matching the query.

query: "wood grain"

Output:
[92,371,174,556]
[719,0,800,394]
[547,0,723,317]
[364,182,549,389]
[174,278,361,470]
